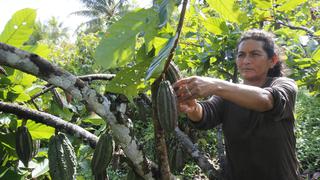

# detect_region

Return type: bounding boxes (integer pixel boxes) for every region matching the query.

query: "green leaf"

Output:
[311,46,320,60]
[252,0,271,9]
[145,34,178,80]
[7,70,37,90]
[0,168,23,179]
[106,60,152,101]
[201,17,228,35]
[277,0,307,12]
[31,159,49,178]
[0,132,16,151]
[25,121,55,139]
[95,8,159,69]
[315,30,320,36]
[150,36,170,55]
[0,8,36,47]
[206,0,246,24]
[11,85,31,102]
[21,44,51,59]
[159,0,176,28]
[82,114,105,126]
[48,100,73,121]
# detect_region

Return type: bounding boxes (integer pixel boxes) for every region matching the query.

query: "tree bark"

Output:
[0,42,159,179]
[174,127,222,179]
[0,101,98,148]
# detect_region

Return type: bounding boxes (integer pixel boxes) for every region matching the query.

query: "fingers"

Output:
[173,77,189,90]
[173,77,197,102]
[175,85,194,101]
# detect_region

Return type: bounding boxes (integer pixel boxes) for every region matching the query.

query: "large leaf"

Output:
[0,8,36,47]
[106,60,152,101]
[0,132,16,151]
[159,0,176,28]
[31,159,49,178]
[7,70,37,88]
[95,8,159,69]
[145,34,178,80]
[252,0,271,9]
[201,17,228,35]
[21,44,51,59]
[24,121,55,139]
[206,0,246,24]
[312,46,320,61]
[10,85,31,102]
[277,0,307,12]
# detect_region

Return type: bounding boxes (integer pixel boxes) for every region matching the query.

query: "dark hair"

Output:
[236,29,287,77]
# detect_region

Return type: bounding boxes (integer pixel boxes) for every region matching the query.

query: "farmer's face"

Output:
[236,39,275,84]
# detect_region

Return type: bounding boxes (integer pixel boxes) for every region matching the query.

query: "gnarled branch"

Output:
[175,127,222,179]
[0,101,98,148]
[0,42,157,179]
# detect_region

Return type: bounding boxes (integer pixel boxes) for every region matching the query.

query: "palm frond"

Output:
[70,10,101,18]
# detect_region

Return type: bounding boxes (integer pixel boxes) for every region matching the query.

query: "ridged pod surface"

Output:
[91,132,114,175]
[48,133,77,180]
[15,126,33,167]
[165,62,181,84]
[156,80,178,133]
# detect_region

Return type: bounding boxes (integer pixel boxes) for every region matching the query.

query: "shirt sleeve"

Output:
[188,95,224,130]
[263,77,298,121]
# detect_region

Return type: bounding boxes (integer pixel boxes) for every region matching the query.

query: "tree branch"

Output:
[0,42,156,179]
[174,127,222,179]
[0,101,98,148]
[30,74,115,101]
[276,20,315,35]
[78,73,115,81]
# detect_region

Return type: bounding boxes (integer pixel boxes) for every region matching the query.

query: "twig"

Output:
[30,99,41,111]
[30,85,55,101]
[276,20,315,35]
[29,74,115,102]
[78,73,115,81]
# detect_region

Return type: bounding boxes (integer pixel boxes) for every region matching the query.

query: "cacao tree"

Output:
[0,0,319,179]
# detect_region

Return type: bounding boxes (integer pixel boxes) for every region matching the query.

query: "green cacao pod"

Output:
[15,125,33,167]
[156,80,178,133]
[169,144,186,172]
[48,133,77,180]
[91,132,114,175]
[165,62,181,84]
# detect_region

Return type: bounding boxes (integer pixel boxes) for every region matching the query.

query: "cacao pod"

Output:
[165,62,181,84]
[91,132,114,175]
[48,133,77,180]
[15,125,33,167]
[156,80,178,133]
